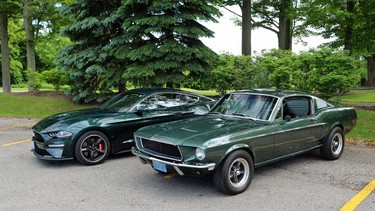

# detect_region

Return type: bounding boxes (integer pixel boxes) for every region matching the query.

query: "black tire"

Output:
[213,150,254,195]
[320,127,345,160]
[74,131,110,165]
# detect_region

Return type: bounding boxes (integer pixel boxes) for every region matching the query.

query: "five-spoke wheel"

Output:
[74,131,110,165]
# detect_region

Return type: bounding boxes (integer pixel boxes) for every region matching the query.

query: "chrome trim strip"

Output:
[131,147,216,175]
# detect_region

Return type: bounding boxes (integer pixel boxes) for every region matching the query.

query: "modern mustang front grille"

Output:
[33,131,45,143]
[139,138,182,161]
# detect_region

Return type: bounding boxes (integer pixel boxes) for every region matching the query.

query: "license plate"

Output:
[152,160,167,173]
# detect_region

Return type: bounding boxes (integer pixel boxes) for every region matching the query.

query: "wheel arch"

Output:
[220,144,255,167]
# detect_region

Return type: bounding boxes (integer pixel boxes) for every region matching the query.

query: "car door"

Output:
[273,96,324,158]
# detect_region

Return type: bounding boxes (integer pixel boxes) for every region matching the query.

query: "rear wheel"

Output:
[320,127,344,160]
[74,131,110,165]
[213,150,254,195]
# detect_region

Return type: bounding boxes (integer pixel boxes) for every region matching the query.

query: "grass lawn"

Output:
[335,89,375,103]
[347,109,375,142]
[0,93,91,118]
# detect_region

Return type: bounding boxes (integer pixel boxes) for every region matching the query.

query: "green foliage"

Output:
[209,48,363,98]
[57,0,126,103]
[8,19,25,83]
[26,69,43,91]
[57,0,221,103]
[207,54,255,95]
[302,48,363,98]
[254,50,302,90]
[42,69,69,91]
[115,0,221,87]
[0,0,23,16]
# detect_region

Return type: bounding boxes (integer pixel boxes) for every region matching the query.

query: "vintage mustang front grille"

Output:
[33,131,45,143]
[139,138,182,161]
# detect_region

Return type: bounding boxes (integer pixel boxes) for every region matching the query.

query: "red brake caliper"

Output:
[99,143,103,150]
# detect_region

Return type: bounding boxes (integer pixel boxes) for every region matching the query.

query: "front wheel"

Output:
[320,127,344,160]
[74,131,110,165]
[213,150,254,195]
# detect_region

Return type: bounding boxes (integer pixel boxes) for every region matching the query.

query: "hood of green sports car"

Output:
[33,108,178,134]
[32,108,114,133]
[135,114,270,147]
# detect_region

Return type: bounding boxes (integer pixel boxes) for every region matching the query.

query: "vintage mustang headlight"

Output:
[195,147,206,161]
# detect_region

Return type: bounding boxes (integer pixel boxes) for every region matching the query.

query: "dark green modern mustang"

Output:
[32,88,215,165]
[132,89,357,195]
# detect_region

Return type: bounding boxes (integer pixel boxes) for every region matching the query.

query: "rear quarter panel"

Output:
[315,107,357,137]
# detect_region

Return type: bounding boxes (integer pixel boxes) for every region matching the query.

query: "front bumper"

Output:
[131,147,216,176]
[32,138,74,161]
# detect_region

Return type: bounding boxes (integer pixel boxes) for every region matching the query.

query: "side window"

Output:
[315,98,331,113]
[180,94,199,104]
[140,93,197,110]
[283,97,312,119]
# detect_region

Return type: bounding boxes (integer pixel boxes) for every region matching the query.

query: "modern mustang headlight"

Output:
[195,147,206,161]
[48,131,73,138]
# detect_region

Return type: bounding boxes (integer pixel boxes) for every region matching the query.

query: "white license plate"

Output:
[152,160,167,173]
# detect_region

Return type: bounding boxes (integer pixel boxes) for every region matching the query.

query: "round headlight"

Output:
[195,147,206,161]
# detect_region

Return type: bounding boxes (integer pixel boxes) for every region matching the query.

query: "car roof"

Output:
[229,89,309,98]
[127,88,213,99]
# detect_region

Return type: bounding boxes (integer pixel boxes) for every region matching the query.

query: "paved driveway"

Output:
[0,117,374,210]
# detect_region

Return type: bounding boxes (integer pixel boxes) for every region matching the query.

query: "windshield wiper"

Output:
[231,113,256,121]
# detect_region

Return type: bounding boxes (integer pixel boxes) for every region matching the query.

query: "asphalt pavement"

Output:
[0,117,374,211]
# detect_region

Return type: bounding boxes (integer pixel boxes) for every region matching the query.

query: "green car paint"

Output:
[132,89,357,194]
[31,88,215,165]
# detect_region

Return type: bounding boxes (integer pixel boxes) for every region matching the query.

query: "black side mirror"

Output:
[284,115,292,122]
[135,105,148,115]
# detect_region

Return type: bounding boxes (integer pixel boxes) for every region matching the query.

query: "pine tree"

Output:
[56,0,125,103]
[113,0,221,88]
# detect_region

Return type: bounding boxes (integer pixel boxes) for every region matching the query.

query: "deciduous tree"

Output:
[0,0,22,93]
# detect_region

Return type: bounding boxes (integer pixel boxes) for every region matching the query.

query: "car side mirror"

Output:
[135,105,148,114]
[284,115,292,122]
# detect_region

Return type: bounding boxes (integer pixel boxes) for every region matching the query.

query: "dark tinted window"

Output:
[283,97,311,119]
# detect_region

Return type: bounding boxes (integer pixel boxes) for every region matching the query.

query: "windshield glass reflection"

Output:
[211,94,278,120]
[100,93,143,112]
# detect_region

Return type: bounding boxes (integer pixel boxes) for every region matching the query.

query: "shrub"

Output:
[42,69,69,91]
[27,69,43,91]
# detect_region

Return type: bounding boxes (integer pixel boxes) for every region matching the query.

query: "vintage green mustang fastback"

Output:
[132,89,357,195]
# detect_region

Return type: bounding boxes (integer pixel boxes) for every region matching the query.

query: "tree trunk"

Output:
[344,0,355,55]
[0,14,11,93]
[278,0,292,50]
[118,83,126,93]
[23,0,36,92]
[366,55,375,87]
[240,0,252,56]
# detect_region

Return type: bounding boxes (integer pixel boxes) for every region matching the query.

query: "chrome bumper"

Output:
[131,147,216,176]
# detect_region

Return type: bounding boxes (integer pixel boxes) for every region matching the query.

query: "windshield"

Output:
[211,94,278,120]
[100,92,143,112]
